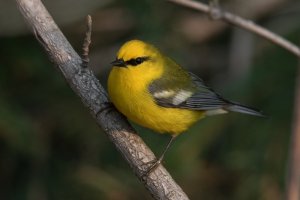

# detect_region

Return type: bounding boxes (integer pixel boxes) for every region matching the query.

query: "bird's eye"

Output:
[125,56,149,66]
[135,57,142,64]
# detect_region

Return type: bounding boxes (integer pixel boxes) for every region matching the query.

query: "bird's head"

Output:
[111,40,161,69]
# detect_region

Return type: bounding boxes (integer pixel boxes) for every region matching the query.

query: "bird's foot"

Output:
[95,102,114,118]
[141,158,163,180]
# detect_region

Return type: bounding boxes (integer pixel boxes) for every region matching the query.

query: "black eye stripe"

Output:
[125,56,149,66]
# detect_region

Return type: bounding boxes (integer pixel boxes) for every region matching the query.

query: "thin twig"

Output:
[168,0,300,58]
[82,15,92,68]
[15,0,189,199]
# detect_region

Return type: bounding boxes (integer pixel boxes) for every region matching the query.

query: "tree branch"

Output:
[15,0,189,199]
[168,0,300,58]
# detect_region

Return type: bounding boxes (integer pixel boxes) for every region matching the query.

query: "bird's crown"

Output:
[117,40,159,62]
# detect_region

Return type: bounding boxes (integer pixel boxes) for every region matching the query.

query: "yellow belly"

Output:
[108,67,204,135]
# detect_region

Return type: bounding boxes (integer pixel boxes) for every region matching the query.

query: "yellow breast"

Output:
[107,65,204,135]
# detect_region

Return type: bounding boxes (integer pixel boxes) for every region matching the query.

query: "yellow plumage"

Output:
[108,40,204,134]
[108,40,262,173]
[108,57,204,135]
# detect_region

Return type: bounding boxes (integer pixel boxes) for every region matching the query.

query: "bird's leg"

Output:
[142,135,177,178]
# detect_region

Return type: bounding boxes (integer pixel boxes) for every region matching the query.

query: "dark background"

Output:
[0,0,299,199]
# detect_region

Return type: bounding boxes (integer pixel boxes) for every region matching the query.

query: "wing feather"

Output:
[149,69,228,111]
[148,62,263,116]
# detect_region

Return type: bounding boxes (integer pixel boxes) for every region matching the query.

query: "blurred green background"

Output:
[0,0,299,199]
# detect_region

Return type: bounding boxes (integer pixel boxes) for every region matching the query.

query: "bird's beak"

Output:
[111,58,126,67]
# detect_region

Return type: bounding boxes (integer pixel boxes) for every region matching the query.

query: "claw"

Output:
[140,135,177,179]
[96,102,114,118]
[141,158,162,179]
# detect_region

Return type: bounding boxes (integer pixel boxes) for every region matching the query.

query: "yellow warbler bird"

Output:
[108,40,262,173]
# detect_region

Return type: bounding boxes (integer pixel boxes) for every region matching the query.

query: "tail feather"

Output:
[225,102,265,117]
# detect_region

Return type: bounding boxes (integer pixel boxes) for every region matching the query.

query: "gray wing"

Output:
[180,72,228,110]
[149,72,229,111]
[149,72,264,116]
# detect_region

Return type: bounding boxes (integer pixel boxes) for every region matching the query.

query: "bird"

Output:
[108,39,263,174]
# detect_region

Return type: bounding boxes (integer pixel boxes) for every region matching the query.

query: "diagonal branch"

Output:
[168,0,300,57]
[15,0,189,199]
